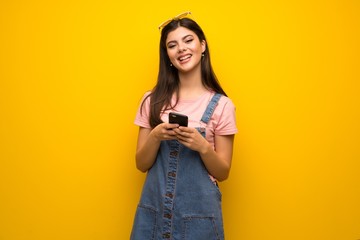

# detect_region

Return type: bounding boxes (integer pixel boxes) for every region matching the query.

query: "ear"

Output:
[201,40,206,53]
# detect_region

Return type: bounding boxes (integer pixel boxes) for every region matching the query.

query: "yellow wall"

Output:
[1,0,359,239]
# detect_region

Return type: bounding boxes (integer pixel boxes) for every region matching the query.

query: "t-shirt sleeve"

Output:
[214,97,238,135]
[134,92,151,129]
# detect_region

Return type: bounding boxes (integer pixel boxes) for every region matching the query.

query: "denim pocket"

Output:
[182,216,222,240]
[130,204,157,240]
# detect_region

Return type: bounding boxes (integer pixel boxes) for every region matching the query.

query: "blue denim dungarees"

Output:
[131,93,224,240]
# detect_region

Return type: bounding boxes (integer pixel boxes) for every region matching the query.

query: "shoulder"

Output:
[217,94,236,111]
[140,91,152,102]
[137,91,152,109]
[134,91,152,128]
[205,91,236,115]
[212,94,237,135]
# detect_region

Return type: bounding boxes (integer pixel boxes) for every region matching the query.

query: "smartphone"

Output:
[169,112,188,127]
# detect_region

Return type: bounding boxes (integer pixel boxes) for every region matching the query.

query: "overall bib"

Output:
[131,93,224,240]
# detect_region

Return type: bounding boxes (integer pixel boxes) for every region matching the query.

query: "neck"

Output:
[178,67,207,100]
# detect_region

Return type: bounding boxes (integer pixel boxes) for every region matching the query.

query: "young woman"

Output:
[131,12,237,240]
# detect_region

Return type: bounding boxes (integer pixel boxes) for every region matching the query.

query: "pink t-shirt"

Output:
[134,91,237,148]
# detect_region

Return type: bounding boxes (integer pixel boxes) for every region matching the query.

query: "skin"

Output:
[135,27,235,181]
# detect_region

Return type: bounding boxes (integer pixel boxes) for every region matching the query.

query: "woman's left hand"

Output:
[173,126,209,153]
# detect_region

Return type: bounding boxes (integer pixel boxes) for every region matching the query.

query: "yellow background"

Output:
[1,0,359,239]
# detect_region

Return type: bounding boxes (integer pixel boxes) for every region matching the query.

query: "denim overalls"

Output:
[131,93,224,240]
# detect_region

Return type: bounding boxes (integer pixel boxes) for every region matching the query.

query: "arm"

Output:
[135,123,179,172]
[174,127,235,181]
[199,134,234,181]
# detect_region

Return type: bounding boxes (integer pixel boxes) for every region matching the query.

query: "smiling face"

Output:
[165,26,206,73]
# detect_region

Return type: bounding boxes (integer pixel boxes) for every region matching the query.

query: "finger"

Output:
[173,129,190,138]
[165,134,177,140]
[165,123,180,129]
[176,137,188,144]
[172,128,182,134]
[166,129,177,136]
[178,129,194,138]
[161,126,176,134]
[178,126,194,133]
[176,133,193,142]
[176,134,186,141]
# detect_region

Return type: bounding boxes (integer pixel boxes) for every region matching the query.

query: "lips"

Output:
[178,54,192,62]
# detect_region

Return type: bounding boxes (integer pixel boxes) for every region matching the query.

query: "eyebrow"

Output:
[166,34,194,46]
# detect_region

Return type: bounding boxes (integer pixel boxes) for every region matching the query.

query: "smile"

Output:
[178,54,192,62]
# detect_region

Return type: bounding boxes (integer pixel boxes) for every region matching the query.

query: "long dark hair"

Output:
[142,18,227,128]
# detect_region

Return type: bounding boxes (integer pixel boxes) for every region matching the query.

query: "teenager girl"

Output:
[130,12,237,240]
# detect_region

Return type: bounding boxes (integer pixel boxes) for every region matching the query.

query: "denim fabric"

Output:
[131,94,224,240]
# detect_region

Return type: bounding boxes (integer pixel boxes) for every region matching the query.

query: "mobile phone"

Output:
[169,112,188,127]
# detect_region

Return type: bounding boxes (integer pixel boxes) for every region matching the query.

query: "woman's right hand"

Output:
[135,123,180,172]
[151,123,180,141]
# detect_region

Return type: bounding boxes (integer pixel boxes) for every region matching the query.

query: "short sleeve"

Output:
[213,96,238,135]
[134,92,151,129]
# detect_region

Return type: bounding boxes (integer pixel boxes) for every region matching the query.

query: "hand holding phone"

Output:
[169,112,188,127]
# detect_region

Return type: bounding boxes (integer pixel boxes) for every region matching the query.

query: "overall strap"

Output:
[200,93,222,124]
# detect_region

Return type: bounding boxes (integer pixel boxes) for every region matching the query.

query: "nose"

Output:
[178,45,187,53]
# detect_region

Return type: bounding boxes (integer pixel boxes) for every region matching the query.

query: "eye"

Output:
[167,43,176,49]
[185,38,193,43]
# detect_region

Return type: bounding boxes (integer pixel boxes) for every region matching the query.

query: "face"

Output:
[165,26,206,73]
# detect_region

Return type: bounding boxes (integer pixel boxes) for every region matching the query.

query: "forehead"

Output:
[166,27,197,43]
